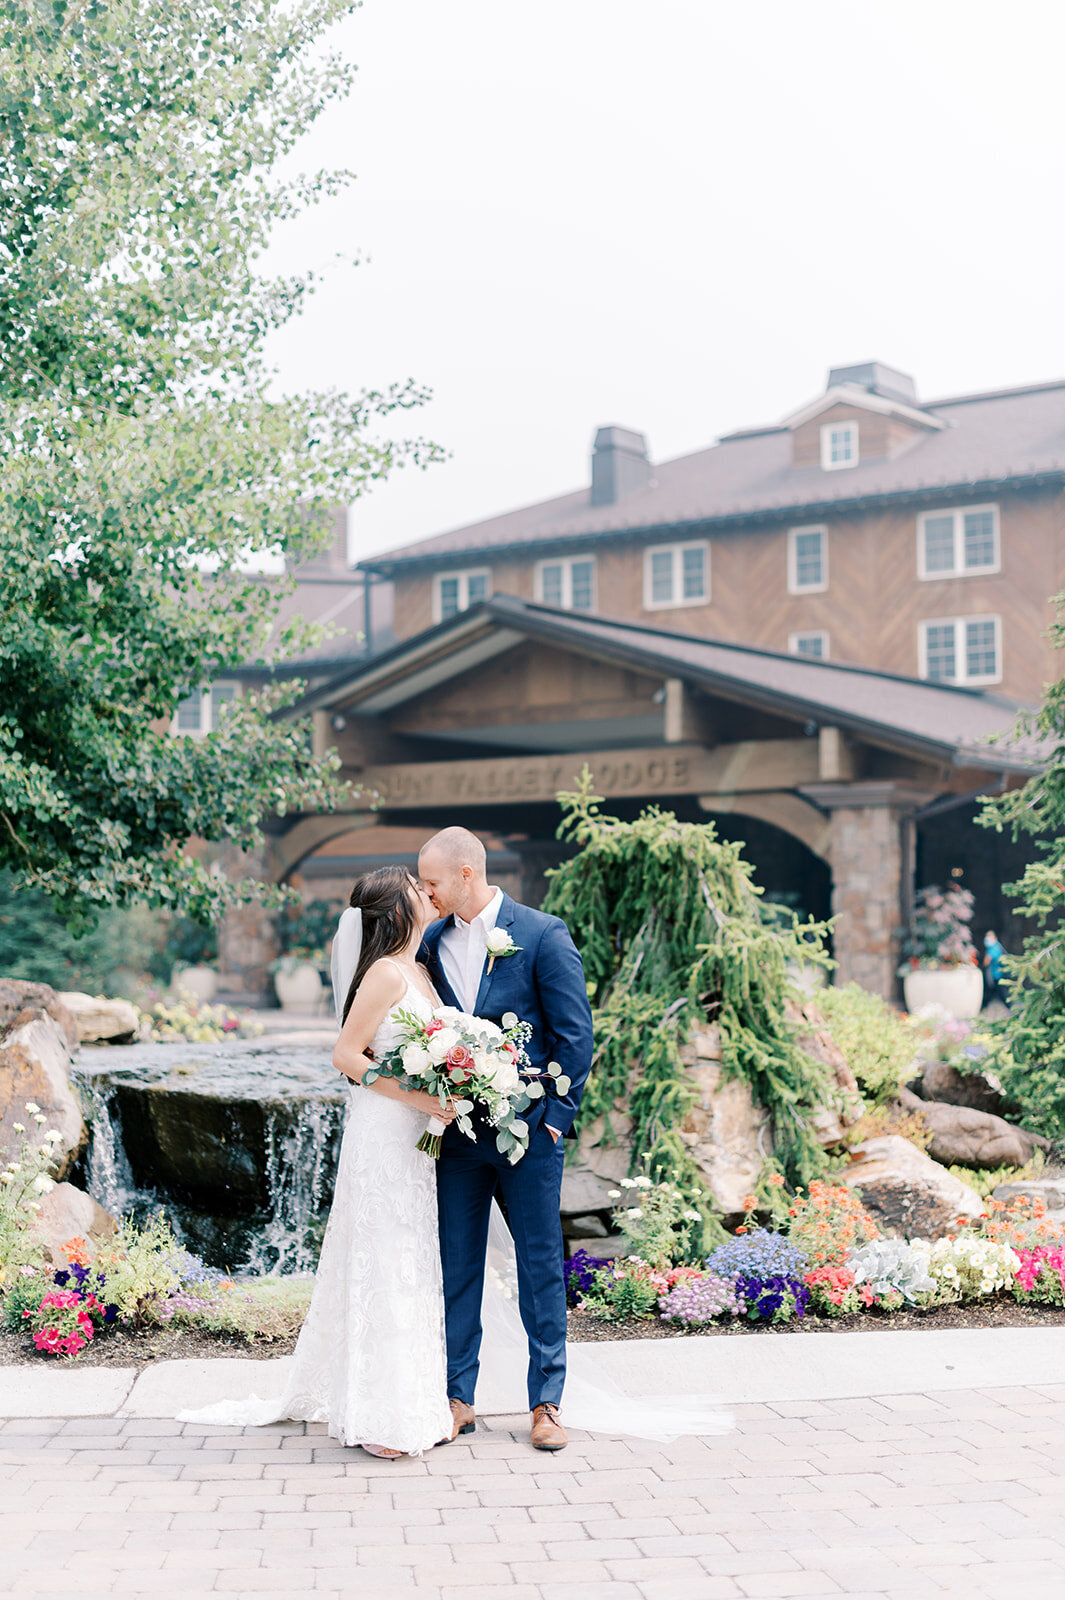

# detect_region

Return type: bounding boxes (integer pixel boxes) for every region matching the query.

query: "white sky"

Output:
[263,0,1065,567]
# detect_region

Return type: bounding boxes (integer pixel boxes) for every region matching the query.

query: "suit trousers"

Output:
[436,1118,567,1410]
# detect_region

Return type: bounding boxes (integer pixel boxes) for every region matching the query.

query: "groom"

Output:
[418,826,594,1452]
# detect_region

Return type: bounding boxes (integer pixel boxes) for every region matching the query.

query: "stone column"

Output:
[801,782,929,1000]
[213,841,279,1002]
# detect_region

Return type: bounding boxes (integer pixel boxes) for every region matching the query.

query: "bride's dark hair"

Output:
[343,865,420,1023]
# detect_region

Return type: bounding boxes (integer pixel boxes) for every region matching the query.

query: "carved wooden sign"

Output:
[355,740,819,810]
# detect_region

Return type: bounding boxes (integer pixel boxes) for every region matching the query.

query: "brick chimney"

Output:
[591,426,652,506]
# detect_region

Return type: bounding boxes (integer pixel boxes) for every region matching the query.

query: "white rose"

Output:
[427,1027,459,1064]
[485,929,513,956]
[401,1043,433,1076]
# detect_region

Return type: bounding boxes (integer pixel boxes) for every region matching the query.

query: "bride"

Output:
[179,865,729,1452]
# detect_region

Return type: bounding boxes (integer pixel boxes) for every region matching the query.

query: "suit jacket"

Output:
[420,894,594,1138]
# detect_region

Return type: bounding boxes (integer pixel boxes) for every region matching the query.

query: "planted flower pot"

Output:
[174,963,219,1004]
[903,965,983,1019]
[274,961,325,1011]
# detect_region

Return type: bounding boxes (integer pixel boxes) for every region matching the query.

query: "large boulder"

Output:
[991,1176,1065,1214]
[912,1060,1014,1119]
[0,1011,86,1179]
[0,979,77,1051]
[900,1085,1048,1169]
[31,1181,118,1264]
[677,1025,769,1218]
[789,998,864,1145]
[57,991,140,1045]
[843,1134,984,1239]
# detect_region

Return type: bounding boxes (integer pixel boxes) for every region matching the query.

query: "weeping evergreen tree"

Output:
[542,778,836,1199]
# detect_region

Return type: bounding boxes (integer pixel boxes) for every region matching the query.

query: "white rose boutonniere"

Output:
[485,927,521,975]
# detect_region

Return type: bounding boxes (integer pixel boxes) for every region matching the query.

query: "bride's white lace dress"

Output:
[178,980,453,1454]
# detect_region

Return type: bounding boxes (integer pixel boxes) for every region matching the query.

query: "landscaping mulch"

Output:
[3,1293,1065,1368]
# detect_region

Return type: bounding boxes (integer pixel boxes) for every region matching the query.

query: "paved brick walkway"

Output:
[2,1386,1065,1599]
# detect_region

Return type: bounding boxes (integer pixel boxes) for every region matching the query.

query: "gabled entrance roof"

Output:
[292,595,1043,774]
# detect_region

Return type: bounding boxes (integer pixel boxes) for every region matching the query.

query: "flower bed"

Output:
[565,1177,1065,1334]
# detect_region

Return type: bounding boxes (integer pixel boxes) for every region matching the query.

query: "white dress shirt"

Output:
[439,887,504,1013]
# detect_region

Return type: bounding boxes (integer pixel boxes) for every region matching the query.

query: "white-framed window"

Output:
[643,540,710,609]
[173,681,239,737]
[787,525,828,593]
[820,420,858,470]
[918,614,1002,685]
[535,554,596,611]
[788,630,829,660]
[917,504,1000,579]
[433,568,491,622]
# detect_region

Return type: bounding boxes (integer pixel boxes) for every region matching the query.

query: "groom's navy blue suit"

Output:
[421,895,594,1410]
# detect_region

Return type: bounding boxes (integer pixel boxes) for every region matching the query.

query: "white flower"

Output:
[485,928,517,957]
[32,1114,46,1125]
[607,1190,621,1199]
[33,1175,54,1195]
[43,1129,63,1145]
[426,1027,459,1064]
[619,1177,637,1188]
[0,1174,13,1186]
[634,1176,653,1189]
[683,1209,702,1222]
[11,1123,24,1135]
[24,1102,40,1115]
[625,1207,644,1219]
[401,1042,433,1076]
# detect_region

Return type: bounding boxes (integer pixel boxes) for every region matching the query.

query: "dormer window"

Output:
[820,421,858,470]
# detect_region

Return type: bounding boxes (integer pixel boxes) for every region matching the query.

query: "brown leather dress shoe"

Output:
[442,1398,476,1443]
[530,1402,567,1451]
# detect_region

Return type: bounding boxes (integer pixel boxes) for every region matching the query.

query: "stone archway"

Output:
[266,811,379,883]
[698,790,832,862]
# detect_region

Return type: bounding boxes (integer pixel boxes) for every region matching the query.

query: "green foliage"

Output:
[943,1153,1044,1203]
[165,917,219,970]
[979,592,1065,1138]
[0,0,441,925]
[160,1274,314,1342]
[0,870,168,992]
[0,1105,60,1283]
[607,1174,718,1269]
[581,1263,663,1323]
[542,778,836,1206]
[275,897,340,960]
[817,983,916,1102]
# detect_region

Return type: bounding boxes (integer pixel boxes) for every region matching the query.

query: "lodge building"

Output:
[214,363,1063,999]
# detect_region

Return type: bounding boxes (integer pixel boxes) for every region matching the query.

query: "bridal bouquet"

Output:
[363,1005,539,1162]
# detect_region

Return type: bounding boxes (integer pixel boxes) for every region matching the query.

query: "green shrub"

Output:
[158,1275,313,1342]
[818,983,916,1102]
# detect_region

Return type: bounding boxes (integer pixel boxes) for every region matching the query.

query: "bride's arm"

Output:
[333,963,456,1123]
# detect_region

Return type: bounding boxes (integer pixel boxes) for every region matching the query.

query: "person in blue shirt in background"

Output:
[982,930,1010,1008]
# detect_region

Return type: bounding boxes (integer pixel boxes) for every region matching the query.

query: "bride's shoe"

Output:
[361,1443,405,1459]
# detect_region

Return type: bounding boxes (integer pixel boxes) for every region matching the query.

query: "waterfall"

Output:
[79,1078,141,1218]
[74,1046,348,1274]
[245,1098,346,1275]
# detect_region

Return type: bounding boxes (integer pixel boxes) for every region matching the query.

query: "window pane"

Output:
[439,576,461,617]
[794,633,825,658]
[923,515,956,574]
[569,560,594,610]
[210,684,236,729]
[176,690,202,731]
[830,426,855,464]
[794,530,824,588]
[466,572,489,605]
[539,563,564,607]
[963,510,996,570]
[924,622,956,681]
[650,549,674,604]
[681,545,706,600]
[965,618,998,679]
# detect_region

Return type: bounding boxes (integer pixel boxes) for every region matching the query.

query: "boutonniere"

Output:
[485,927,521,975]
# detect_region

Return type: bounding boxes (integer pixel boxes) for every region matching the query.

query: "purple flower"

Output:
[564,1250,611,1306]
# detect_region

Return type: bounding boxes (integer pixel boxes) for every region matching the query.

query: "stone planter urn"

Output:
[174,964,219,1005]
[903,965,983,1019]
[274,961,324,1011]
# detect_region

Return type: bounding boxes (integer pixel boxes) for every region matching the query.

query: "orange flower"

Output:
[741,1194,757,1213]
[768,1174,786,1188]
[62,1237,90,1268]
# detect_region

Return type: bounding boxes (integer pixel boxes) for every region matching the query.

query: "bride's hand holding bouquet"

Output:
[364,1005,538,1162]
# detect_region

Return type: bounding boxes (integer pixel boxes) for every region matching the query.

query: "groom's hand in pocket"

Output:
[545,1126,560,1143]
